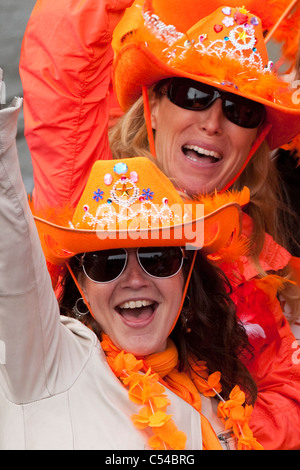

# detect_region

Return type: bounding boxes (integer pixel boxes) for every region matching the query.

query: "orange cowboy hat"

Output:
[113,0,300,150]
[113,0,299,44]
[32,157,248,266]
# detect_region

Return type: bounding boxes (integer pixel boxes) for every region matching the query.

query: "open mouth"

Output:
[115,299,158,327]
[182,145,222,163]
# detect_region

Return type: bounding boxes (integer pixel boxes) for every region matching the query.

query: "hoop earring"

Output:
[181,295,193,333]
[72,297,90,319]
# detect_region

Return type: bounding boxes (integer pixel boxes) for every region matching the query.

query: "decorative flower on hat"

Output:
[93,189,104,202]
[141,188,154,200]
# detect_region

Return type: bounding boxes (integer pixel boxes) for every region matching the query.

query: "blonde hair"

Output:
[109,92,300,319]
[109,96,150,159]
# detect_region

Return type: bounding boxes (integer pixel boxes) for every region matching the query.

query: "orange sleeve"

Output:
[248,294,300,450]
[289,256,300,287]
[19,0,134,211]
[231,277,300,449]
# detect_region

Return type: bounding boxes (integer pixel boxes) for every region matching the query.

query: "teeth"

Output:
[184,145,221,159]
[119,300,153,309]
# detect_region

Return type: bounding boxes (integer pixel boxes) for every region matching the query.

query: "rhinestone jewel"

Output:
[104,173,113,185]
[234,12,248,25]
[222,7,231,15]
[114,162,128,175]
[250,16,259,26]
[130,171,139,183]
[214,24,223,33]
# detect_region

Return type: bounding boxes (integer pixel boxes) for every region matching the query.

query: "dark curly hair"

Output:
[59,249,256,403]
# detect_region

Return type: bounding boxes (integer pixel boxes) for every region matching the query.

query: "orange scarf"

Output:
[144,340,223,450]
[102,335,263,450]
[102,335,222,449]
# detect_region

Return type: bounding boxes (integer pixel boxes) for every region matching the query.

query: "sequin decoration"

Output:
[104,173,113,185]
[114,162,128,175]
[78,168,181,230]
[81,199,181,231]
[142,7,269,74]
[141,188,154,200]
[222,17,234,27]
[214,24,223,33]
[222,7,231,15]
[110,177,140,207]
[143,11,184,46]
[93,189,104,202]
[250,17,259,26]
[129,171,139,183]
[193,22,264,71]
[234,12,248,25]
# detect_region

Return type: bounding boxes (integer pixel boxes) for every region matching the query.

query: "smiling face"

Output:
[150,91,258,195]
[79,249,185,356]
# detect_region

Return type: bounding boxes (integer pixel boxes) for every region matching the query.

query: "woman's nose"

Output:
[198,99,224,136]
[119,251,150,288]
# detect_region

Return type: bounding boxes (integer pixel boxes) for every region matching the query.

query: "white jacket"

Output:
[0,98,228,450]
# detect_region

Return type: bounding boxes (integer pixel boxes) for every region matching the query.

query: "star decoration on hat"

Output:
[116,180,135,198]
[110,177,140,207]
[238,28,250,44]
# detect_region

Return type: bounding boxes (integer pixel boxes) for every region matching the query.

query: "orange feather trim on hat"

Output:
[192,187,250,217]
[194,187,251,263]
[118,18,291,107]
[113,4,300,150]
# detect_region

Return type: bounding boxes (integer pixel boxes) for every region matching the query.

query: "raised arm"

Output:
[20,0,134,211]
[0,97,94,404]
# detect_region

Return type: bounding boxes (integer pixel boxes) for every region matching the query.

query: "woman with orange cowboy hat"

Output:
[0,91,266,449]
[19,0,300,449]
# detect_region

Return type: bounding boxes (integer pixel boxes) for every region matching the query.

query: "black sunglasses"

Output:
[167,78,265,129]
[79,246,185,283]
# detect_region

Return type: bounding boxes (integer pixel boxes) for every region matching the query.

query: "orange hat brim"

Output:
[33,202,242,266]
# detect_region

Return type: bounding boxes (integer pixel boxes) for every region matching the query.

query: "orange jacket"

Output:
[20,0,135,211]
[20,0,300,450]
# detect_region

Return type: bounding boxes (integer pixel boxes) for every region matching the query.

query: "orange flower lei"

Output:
[101,335,263,450]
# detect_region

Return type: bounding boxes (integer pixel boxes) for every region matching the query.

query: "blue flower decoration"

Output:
[93,188,104,202]
[142,188,154,200]
[114,162,128,175]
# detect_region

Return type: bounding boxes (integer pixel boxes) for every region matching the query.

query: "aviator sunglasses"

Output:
[167,77,265,129]
[79,246,185,283]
